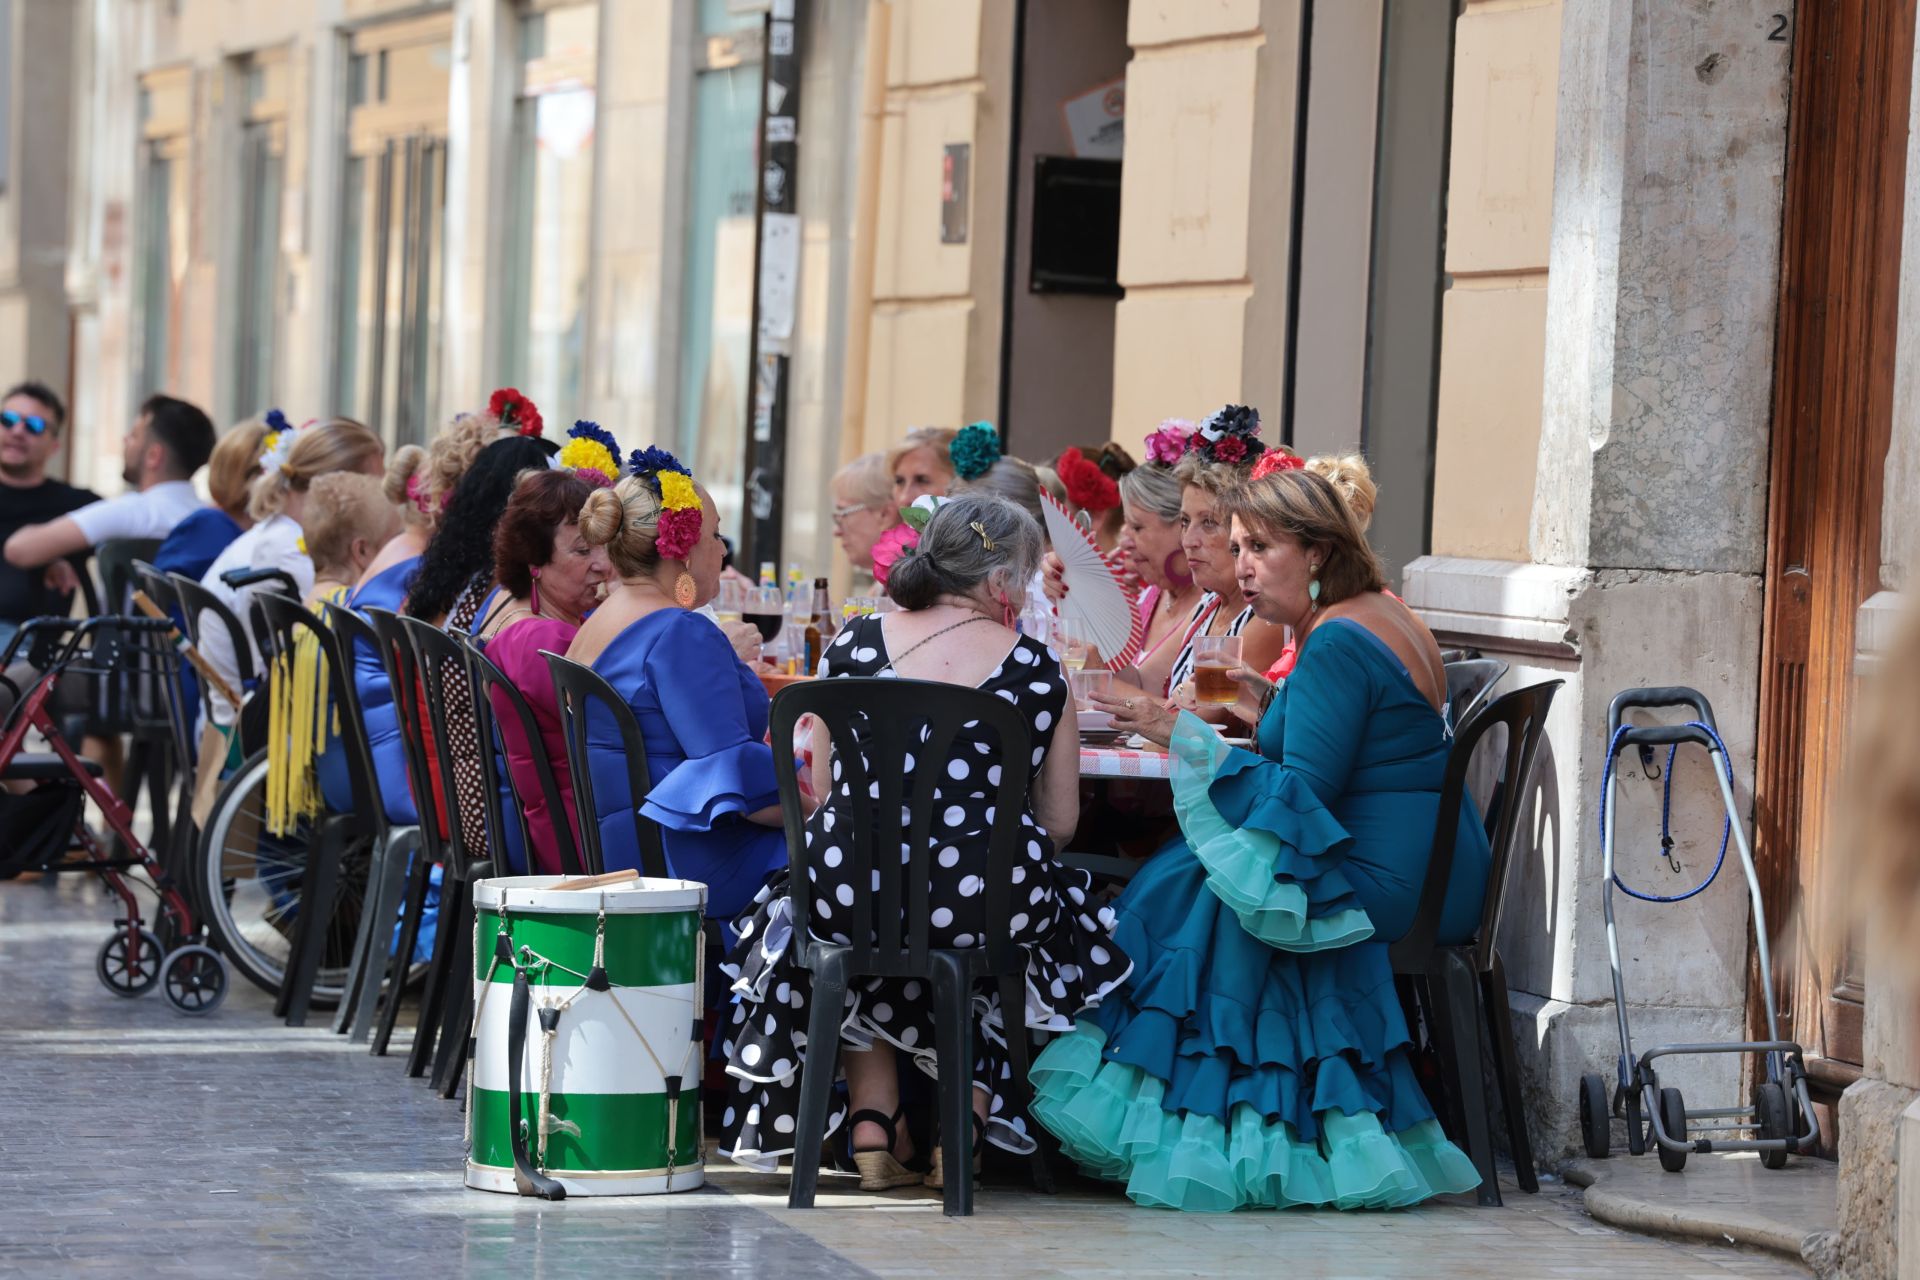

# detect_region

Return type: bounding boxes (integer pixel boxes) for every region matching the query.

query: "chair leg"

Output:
[351,828,416,1044]
[406,870,458,1079]
[433,886,477,1097]
[788,957,850,1209]
[280,820,346,1028]
[332,830,390,1035]
[929,953,975,1217]
[997,971,1054,1195]
[1432,951,1500,1206]
[1483,952,1538,1194]
[373,847,432,1057]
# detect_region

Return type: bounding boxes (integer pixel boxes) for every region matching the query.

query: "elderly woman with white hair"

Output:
[831,452,900,589]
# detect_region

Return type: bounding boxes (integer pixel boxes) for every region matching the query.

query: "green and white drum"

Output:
[465,875,707,1198]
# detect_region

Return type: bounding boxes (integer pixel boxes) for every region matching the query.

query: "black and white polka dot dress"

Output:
[716,614,1133,1171]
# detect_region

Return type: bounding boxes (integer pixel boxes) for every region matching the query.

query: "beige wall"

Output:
[1428,0,1561,563]
[859,0,1016,453]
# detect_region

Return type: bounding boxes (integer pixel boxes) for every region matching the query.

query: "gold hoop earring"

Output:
[673,571,697,608]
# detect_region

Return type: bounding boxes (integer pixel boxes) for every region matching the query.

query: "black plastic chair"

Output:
[1444,658,1508,738]
[768,676,1055,1217]
[170,572,258,720]
[250,592,386,1029]
[1390,678,1561,1207]
[401,616,492,1098]
[363,606,448,1063]
[121,578,199,903]
[539,652,670,880]
[322,604,421,1044]
[461,635,584,877]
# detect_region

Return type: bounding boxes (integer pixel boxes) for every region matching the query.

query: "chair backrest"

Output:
[170,573,257,688]
[96,538,163,615]
[364,606,444,862]
[767,676,1036,977]
[461,636,583,876]
[131,560,178,617]
[540,651,669,880]
[254,591,385,835]
[400,616,483,873]
[119,608,196,768]
[1391,678,1562,973]
[1444,658,1508,736]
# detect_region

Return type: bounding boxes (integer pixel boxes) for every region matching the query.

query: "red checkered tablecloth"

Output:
[1079,743,1171,780]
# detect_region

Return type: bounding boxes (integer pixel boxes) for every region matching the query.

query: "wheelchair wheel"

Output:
[160,944,228,1015]
[96,926,163,997]
[197,750,368,1007]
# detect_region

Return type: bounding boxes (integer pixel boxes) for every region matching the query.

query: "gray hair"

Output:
[833,451,893,511]
[887,494,1043,611]
[951,456,1046,527]
[1119,462,1184,522]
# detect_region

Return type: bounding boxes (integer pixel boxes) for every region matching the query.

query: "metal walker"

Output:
[1578,687,1818,1171]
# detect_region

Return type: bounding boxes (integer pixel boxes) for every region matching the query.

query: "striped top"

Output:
[1167,598,1255,694]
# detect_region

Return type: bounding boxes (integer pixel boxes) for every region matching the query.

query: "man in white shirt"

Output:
[3,394,215,575]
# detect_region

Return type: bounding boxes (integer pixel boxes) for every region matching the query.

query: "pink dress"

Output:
[484,616,581,875]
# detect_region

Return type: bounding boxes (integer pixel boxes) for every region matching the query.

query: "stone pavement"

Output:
[1,875,1810,1278]
[1567,1152,1838,1267]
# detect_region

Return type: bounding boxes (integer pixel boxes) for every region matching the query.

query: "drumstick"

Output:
[130,590,245,712]
[549,868,642,892]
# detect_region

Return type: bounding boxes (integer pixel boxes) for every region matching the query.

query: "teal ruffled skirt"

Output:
[1030,717,1481,1212]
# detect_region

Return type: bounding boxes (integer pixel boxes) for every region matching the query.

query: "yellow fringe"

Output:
[264,598,340,837]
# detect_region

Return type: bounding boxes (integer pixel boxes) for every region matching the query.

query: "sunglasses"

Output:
[0,410,49,436]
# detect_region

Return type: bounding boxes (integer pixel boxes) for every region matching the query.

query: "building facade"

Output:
[6,0,1916,1264]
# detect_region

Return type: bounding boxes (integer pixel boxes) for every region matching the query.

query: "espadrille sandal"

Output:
[849,1108,923,1190]
[925,1125,983,1191]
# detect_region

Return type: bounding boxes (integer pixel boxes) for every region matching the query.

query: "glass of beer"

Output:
[1192,635,1243,705]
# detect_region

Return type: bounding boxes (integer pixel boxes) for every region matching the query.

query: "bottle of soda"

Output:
[758,562,776,589]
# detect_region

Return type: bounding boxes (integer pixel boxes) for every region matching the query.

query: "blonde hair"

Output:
[248,418,384,521]
[301,472,399,581]
[579,474,706,577]
[1225,469,1384,604]
[833,452,894,512]
[1306,453,1378,531]
[423,412,501,513]
[208,420,270,517]
[885,427,957,488]
[383,445,431,529]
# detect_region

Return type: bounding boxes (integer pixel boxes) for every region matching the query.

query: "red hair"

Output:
[493,469,598,598]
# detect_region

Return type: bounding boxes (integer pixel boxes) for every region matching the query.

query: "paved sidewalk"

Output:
[1,875,1809,1278]
[1567,1152,1837,1265]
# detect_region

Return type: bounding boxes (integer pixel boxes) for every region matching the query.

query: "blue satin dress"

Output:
[341,556,420,825]
[585,609,785,919]
[1031,617,1485,1211]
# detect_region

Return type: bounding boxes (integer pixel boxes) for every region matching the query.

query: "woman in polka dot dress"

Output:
[719,494,1132,1190]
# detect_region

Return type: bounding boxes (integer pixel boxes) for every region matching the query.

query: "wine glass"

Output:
[745,586,786,644]
[1053,616,1093,672]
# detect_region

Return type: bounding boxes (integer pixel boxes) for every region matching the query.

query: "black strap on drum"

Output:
[506,966,567,1201]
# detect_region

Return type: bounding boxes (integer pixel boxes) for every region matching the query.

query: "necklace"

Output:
[885,613,994,669]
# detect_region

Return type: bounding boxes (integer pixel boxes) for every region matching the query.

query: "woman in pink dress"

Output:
[472,464,612,874]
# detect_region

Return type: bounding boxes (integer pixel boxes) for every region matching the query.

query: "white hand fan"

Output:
[1038,487,1144,670]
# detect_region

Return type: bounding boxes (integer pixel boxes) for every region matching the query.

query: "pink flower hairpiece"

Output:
[1144,420,1194,467]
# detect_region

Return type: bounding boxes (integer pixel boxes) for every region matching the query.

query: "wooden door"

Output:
[1753,0,1914,1120]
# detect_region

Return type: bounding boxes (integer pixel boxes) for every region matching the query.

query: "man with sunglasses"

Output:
[4,394,213,590]
[0,382,98,651]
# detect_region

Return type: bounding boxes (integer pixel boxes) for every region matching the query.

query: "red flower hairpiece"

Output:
[487,387,545,439]
[1054,449,1121,513]
[1249,447,1306,481]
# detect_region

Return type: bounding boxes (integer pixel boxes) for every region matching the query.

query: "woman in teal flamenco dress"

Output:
[1047,466,1487,1212]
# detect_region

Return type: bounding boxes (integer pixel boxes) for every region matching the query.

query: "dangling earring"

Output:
[1308,563,1321,609]
[999,591,1016,629]
[529,567,542,616]
[673,569,697,608]
[1163,552,1193,590]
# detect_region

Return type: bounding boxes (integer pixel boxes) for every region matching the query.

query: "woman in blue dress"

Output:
[1047,466,1485,1212]
[563,447,785,922]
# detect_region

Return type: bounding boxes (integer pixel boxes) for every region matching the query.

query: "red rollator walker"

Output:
[1578,687,1816,1170]
[0,616,228,1013]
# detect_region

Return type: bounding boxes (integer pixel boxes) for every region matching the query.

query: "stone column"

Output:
[1405,0,1792,1157]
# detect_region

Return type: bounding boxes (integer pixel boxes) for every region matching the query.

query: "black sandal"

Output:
[849,1107,923,1190]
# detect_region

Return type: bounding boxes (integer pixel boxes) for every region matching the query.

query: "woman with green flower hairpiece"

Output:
[564,446,787,918]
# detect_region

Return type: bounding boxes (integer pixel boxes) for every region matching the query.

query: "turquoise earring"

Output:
[1308,565,1321,604]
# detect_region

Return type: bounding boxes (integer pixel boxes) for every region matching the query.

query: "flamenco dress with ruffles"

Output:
[717,616,1131,1170]
[1031,617,1486,1211]
[583,608,786,920]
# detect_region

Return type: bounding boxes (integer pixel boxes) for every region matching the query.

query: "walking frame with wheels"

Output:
[0,616,229,1014]
[1578,686,1817,1172]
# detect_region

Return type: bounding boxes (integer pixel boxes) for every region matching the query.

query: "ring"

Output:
[1125,699,1137,711]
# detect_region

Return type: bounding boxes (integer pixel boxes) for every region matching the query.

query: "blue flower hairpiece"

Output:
[627,445,686,481]
[263,408,290,434]
[568,419,620,455]
[950,421,1002,482]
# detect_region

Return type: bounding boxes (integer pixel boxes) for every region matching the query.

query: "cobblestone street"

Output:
[0,876,1808,1278]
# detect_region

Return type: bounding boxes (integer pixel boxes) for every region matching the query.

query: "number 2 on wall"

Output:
[1768,13,1790,42]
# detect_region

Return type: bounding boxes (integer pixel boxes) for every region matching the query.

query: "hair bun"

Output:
[383,444,427,506]
[578,485,624,547]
